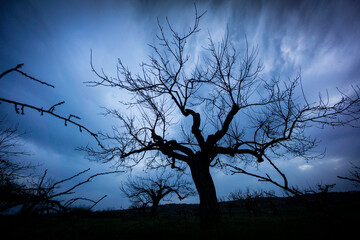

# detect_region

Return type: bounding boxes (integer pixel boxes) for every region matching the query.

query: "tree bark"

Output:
[189,159,220,228]
[151,198,160,217]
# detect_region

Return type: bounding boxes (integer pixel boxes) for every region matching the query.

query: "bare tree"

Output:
[120,172,195,217]
[0,121,35,213]
[304,183,336,212]
[228,188,265,217]
[81,7,360,227]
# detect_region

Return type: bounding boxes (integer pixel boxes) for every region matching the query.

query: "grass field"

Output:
[1,211,358,239]
[1,192,359,239]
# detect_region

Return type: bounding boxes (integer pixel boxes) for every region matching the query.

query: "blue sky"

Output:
[1,0,360,210]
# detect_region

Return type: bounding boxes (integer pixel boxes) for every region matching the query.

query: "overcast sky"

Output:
[1,0,360,210]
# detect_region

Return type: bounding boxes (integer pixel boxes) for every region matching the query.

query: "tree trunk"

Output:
[150,198,160,217]
[189,159,220,228]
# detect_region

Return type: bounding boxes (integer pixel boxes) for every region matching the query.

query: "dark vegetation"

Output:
[1,191,359,239]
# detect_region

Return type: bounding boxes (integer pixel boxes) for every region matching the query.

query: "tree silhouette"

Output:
[228,188,265,217]
[82,8,360,227]
[120,172,195,217]
[0,121,34,213]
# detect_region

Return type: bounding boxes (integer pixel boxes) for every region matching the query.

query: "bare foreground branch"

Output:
[18,168,122,215]
[0,64,103,147]
[0,63,55,88]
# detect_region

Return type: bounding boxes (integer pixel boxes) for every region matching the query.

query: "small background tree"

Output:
[228,188,266,217]
[120,172,195,217]
[0,121,34,213]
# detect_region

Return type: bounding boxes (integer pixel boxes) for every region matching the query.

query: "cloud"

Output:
[298,164,313,171]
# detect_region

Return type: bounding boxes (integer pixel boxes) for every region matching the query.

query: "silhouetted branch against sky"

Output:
[43,168,123,200]
[19,167,122,214]
[0,64,103,147]
[0,64,55,88]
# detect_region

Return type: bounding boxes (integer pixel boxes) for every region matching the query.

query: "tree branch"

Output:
[0,97,103,147]
[0,64,55,88]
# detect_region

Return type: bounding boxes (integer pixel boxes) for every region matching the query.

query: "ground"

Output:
[1,191,359,239]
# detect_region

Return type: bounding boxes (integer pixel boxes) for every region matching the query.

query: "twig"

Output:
[0,97,103,147]
[0,64,55,88]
